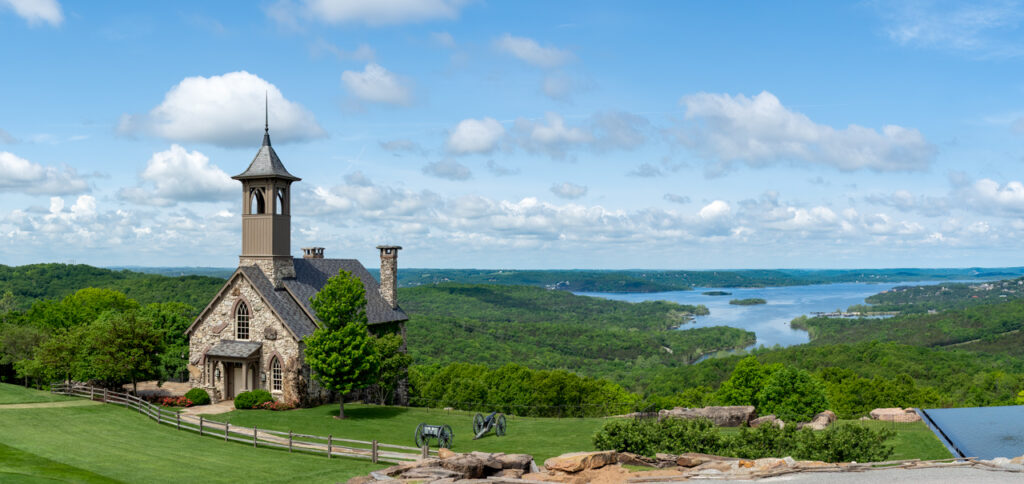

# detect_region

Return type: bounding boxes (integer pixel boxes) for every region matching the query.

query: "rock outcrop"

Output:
[543,450,617,473]
[356,451,537,483]
[750,414,785,428]
[797,410,836,430]
[658,405,756,427]
[869,407,921,422]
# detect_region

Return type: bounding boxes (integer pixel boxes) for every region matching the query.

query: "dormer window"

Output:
[236,301,250,340]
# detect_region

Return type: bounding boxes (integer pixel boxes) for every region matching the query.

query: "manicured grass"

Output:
[0,396,380,483]
[849,420,952,461]
[211,403,607,462]
[0,383,76,405]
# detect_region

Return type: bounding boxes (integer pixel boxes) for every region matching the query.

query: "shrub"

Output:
[159,396,193,407]
[184,388,210,406]
[592,417,722,457]
[251,389,273,406]
[258,400,295,411]
[593,418,895,463]
[234,389,275,409]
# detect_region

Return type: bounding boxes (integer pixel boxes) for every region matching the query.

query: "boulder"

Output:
[495,468,524,479]
[658,406,756,427]
[799,410,836,430]
[438,447,456,459]
[617,452,658,467]
[750,414,785,428]
[676,455,704,467]
[495,453,535,471]
[440,454,487,479]
[401,467,464,480]
[544,451,618,473]
[869,407,921,422]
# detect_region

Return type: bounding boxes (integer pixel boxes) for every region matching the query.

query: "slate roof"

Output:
[232,133,300,181]
[206,340,262,359]
[285,258,409,326]
[238,266,319,339]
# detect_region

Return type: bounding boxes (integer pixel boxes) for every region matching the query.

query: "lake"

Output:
[578,281,967,349]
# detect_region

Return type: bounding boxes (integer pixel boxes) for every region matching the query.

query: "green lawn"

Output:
[0,383,76,405]
[0,388,380,483]
[850,419,952,461]
[210,404,607,463]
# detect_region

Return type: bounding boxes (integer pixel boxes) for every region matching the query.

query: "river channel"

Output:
[578,281,969,349]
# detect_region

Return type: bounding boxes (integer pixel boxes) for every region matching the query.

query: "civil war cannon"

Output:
[414,423,453,449]
[472,411,507,440]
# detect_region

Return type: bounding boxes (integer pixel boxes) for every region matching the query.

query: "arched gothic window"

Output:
[275,188,285,215]
[249,188,266,214]
[271,357,282,391]
[236,301,250,340]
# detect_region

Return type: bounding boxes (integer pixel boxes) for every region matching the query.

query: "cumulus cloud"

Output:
[676,91,936,174]
[664,193,690,205]
[550,182,588,200]
[0,128,16,144]
[0,151,89,195]
[379,139,425,155]
[447,117,505,154]
[959,178,1024,213]
[513,111,650,159]
[119,145,234,206]
[879,0,1024,57]
[496,34,573,68]
[341,63,413,106]
[864,190,951,217]
[423,159,472,180]
[486,160,519,176]
[514,113,592,159]
[118,71,325,147]
[628,163,663,177]
[1,0,62,26]
[269,0,468,27]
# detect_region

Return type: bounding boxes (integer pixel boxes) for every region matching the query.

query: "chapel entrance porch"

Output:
[204,340,263,400]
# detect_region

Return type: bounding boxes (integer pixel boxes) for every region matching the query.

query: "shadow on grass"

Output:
[319,405,411,420]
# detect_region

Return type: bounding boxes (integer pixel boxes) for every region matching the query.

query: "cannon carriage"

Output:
[414,423,453,449]
[472,411,507,440]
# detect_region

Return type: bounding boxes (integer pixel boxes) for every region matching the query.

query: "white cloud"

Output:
[119,145,234,206]
[628,163,663,177]
[1,0,62,26]
[379,139,425,155]
[0,128,16,144]
[486,160,518,176]
[118,71,325,147]
[677,91,936,174]
[664,193,690,205]
[0,151,88,195]
[432,31,456,48]
[495,34,573,68]
[699,200,731,220]
[550,182,588,200]
[515,113,592,159]
[341,63,413,106]
[447,117,505,154]
[879,0,1024,57]
[542,74,573,100]
[513,111,649,159]
[270,0,468,27]
[960,178,1024,213]
[310,39,375,61]
[423,159,472,180]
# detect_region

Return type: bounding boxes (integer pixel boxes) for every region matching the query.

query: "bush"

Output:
[593,418,895,463]
[159,396,193,407]
[258,400,295,411]
[184,388,210,406]
[234,389,275,409]
[592,418,722,457]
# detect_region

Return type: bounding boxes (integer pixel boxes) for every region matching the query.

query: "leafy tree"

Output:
[755,366,827,422]
[367,331,412,405]
[305,324,378,418]
[83,310,163,394]
[0,323,47,386]
[31,326,87,384]
[309,270,367,332]
[306,270,378,418]
[715,356,772,405]
[139,302,195,382]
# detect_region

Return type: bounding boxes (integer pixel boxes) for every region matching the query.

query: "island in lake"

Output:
[702,291,732,296]
[730,298,767,305]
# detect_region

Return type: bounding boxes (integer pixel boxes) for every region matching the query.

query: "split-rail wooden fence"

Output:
[51,382,435,464]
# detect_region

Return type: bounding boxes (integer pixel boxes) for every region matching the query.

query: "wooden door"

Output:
[232,364,244,397]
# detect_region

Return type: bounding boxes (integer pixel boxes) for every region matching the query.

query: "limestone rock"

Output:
[658,406,756,427]
[438,447,456,459]
[544,450,618,473]
[495,468,524,479]
[617,452,658,468]
[496,453,535,470]
[869,407,921,422]
[440,454,487,479]
[469,451,504,472]
[344,476,375,484]
[750,414,785,428]
[676,455,705,467]
[800,410,836,430]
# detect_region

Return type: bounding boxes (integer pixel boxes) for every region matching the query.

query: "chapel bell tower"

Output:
[232,101,300,287]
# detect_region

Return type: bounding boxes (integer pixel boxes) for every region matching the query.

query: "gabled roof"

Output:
[285,258,409,326]
[232,133,300,181]
[206,340,262,359]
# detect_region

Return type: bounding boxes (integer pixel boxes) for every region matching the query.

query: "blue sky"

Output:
[3,0,1024,270]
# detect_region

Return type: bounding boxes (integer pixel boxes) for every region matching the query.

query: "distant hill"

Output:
[0,264,224,310]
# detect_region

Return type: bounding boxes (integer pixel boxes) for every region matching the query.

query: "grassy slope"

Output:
[0,383,76,404]
[0,390,379,483]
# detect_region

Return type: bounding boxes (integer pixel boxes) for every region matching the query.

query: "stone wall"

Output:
[187,274,303,404]
[239,255,295,288]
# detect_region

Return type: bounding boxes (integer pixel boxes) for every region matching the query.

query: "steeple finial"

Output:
[262,91,271,147]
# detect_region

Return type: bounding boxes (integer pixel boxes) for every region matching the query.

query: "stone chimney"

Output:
[376,245,401,308]
[301,247,324,259]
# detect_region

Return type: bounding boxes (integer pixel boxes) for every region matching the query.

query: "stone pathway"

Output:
[180,400,236,416]
[0,400,102,410]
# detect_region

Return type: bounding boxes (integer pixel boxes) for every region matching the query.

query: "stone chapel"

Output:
[185,118,408,405]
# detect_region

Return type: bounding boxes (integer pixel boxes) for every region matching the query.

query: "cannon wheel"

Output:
[439,424,454,449]
[473,413,485,435]
[414,423,427,448]
[495,414,507,436]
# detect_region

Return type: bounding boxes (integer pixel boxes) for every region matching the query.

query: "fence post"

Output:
[253,426,258,448]
[199,416,204,436]
[288,431,293,453]
[372,440,378,464]
[176,412,180,431]
[421,445,428,459]
[157,405,161,425]
[103,388,107,403]
[90,387,94,400]
[327,434,332,459]
[225,422,229,441]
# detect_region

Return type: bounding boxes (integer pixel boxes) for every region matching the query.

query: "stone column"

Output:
[376,246,401,308]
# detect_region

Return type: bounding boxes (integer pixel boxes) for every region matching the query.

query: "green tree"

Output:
[756,366,827,422]
[31,326,87,384]
[716,356,772,406]
[305,270,378,418]
[0,323,47,386]
[83,310,163,394]
[367,331,412,405]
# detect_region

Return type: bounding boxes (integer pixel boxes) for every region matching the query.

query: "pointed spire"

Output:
[262,91,271,147]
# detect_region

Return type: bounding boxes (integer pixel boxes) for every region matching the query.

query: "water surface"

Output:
[921,406,1024,459]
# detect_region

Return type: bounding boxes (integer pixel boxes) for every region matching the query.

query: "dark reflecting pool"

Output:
[921,406,1024,459]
